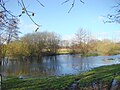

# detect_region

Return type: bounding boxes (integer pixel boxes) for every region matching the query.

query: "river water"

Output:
[0,54,120,77]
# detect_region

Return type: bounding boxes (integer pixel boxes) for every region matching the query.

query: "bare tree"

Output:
[75,29,91,55]
[5,18,21,43]
[0,15,20,58]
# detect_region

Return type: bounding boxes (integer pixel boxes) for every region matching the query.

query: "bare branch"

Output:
[21,0,40,32]
[68,0,75,13]
[80,0,84,4]
[0,0,44,32]
[62,0,84,13]
[61,0,70,5]
[112,2,120,9]
[35,0,45,7]
[104,1,120,24]
[17,0,23,7]
[0,2,16,17]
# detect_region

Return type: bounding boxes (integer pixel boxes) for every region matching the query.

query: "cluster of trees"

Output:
[76,38,120,56]
[1,28,120,59]
[61,29,120,56]
[6,31,60,58]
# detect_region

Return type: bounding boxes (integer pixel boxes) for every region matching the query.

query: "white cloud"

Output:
[93,32,109,40]
[114,30,120,33]
[62,34,75,41]
[92,31,120,42]
[24,24,37,30]
[98,16,105,21]
[19,20,38,35]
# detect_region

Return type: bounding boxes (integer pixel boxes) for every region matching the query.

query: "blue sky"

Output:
[6,0,120,40]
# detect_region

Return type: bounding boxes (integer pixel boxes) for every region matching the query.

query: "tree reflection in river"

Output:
[0,56,62,77]
[0,54,120,77]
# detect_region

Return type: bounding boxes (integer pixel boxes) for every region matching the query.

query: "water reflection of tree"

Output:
[25,56,62,76]
[1,55,107,77]
[41,56,62,75]
[1,56,62,77]
[71,55,94,73]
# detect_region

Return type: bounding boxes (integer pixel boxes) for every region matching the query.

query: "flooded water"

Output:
[0,54,120,77]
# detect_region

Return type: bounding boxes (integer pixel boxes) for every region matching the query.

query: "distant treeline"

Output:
[0,29,120,59]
